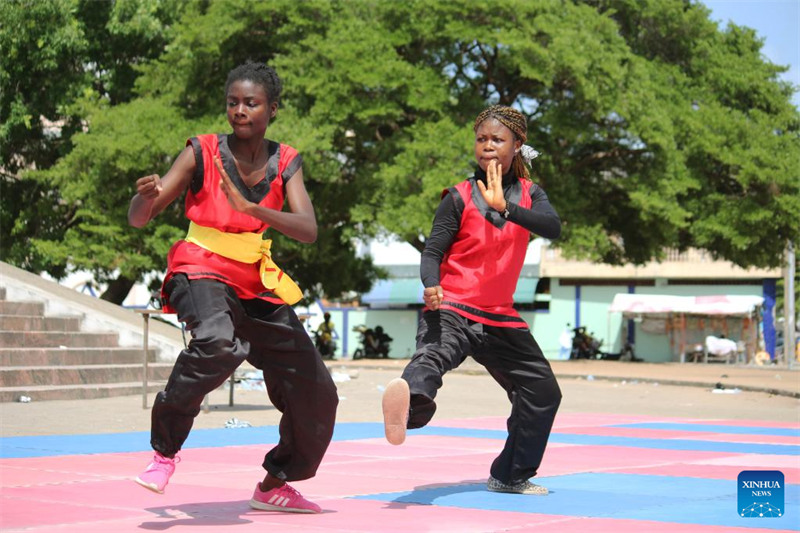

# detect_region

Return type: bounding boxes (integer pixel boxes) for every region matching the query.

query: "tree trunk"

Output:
[100,276,135,305]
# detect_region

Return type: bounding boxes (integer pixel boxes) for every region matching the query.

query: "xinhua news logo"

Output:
[738,470,784,518]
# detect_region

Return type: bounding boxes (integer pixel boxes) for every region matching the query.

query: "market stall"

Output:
[608,294,764,363]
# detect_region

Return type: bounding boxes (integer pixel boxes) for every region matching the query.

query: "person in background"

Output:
[315,312,337,358]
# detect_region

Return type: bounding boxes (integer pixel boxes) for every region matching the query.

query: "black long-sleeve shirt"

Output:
[420,170,561,288]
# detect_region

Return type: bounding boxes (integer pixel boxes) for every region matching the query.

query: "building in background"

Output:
[355,239,780,363]
[539,246,779,362]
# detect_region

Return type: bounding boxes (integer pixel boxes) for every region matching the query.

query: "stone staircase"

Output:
[0,271,179,403]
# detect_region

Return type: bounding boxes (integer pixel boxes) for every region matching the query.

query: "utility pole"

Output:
[784,241,796,370]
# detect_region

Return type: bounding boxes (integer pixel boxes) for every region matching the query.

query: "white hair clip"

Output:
[520,144,540,165]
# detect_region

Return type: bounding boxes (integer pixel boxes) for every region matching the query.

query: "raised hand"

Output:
[135,174,163,200]
[423,285,444,310]
[215,156,253,213]
[476,159,507,212]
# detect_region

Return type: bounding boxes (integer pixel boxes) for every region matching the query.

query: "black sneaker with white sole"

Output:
[487,476,548,495]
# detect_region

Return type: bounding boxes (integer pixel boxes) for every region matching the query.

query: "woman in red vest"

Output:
[128,61,337,513]
[382,105,562,495]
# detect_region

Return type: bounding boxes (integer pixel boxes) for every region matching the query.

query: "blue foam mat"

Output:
[548,433,800,456]
[615,423,800,437]
[2,423,798,458]
[0,423,382,458]
[354,473,800,531]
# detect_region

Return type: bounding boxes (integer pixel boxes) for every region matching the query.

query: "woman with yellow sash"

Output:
[127,61,337,514]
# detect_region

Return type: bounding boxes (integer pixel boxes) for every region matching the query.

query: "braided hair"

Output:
[473,105,531,180]
[225,61,283,107]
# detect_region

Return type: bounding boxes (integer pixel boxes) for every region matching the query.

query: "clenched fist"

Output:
[423,285,444,310]
[135,174,163,200]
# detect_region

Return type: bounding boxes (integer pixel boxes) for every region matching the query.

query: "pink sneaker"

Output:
[135,452,178,494]
[249,482,322,514]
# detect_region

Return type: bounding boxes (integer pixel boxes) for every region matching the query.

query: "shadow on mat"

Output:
[383,479,488,509]
[140,499,336,529]
[141,502,251,529]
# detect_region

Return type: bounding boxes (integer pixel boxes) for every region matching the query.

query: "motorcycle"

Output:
[352,324,392,359]
[570,326,603,360]
[570,325,639,361]
[601,341,639,362]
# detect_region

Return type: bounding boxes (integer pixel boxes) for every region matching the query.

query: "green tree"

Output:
[1,0,181,287]
[337,0,799,267]
[8,0,800,306]
[1,0,86,276]
[29,0,379,303]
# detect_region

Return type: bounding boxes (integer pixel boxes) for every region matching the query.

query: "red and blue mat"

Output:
[1,413,797,532]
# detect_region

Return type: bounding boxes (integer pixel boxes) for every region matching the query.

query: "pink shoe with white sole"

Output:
[135,452,178,494]
[249,482,322,514]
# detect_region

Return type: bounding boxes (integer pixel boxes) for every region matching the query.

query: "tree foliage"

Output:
[0,0,181,281]
[346,0,799,267]
[4,0,799,304]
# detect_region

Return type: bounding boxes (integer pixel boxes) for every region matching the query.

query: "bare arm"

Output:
[216,157,318,243]
[128,146,196,228]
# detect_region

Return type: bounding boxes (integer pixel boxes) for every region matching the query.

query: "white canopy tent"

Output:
[609,294,764,316]
[608,294,764,363]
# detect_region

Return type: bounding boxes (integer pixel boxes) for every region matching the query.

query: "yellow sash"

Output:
[185,222,303,305]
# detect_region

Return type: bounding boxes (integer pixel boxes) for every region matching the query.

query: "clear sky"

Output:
[702,0,799,108]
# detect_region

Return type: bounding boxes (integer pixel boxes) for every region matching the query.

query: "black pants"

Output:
[401,309,561,485]
[151,275,338,482]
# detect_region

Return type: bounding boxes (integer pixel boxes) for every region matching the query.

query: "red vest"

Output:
[162,134,300,309]
[438,177,533,328]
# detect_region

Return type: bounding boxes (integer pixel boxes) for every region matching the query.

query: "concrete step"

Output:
[0,363,174,388]
[0,347,157,366]
[0,301,45,316]
[0,315,82,332]
[0,264,189,403]
[0,330,119,348]
[0,381,168,403]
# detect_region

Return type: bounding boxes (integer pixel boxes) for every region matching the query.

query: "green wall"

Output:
[332,308,420,360]
[580,285,628,353]
[327,281,765,362]
[529,282,629,359]
[528,279,575,359]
